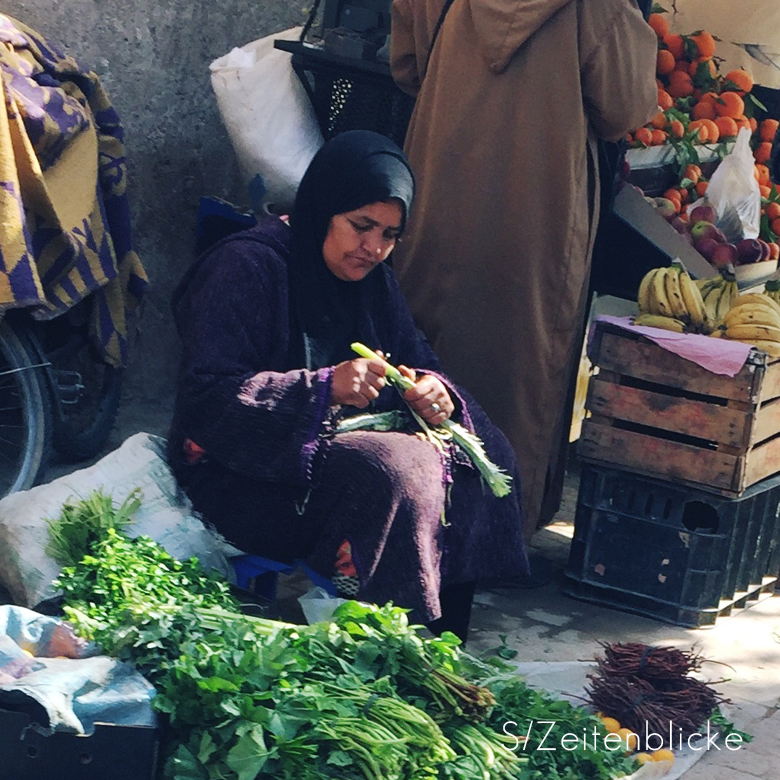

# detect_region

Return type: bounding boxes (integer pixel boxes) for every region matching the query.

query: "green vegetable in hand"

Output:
[350,342,512,497]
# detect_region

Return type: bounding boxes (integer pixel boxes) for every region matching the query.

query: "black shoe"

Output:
[480,554,554,590]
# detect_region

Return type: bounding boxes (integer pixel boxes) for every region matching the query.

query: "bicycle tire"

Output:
[33,301,123,463]
[52,364,123,462]
[0,317,50,495]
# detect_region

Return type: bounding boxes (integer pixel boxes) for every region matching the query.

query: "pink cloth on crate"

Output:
[592,315,752,377]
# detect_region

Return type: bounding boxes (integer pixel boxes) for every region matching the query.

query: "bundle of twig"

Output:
[587,674,723,749]
[596,641,704,680]
[587,642,726,749]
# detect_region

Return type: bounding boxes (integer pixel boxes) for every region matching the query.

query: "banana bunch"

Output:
[719,294,780,358]
[635,264,709,333]
[695,272,739,325]
[764,278,780,308]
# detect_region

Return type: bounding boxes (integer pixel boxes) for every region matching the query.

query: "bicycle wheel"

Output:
[0,316,50,495]
[36,302,123,463]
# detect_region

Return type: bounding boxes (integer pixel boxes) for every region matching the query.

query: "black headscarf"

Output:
[288,130,415,369]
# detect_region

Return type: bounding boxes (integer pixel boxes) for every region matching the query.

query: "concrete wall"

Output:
[2,0,302,426]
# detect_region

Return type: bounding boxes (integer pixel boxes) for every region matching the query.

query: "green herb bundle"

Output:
[52,495,648,780]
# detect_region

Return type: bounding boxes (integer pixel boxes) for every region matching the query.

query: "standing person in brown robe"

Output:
[390,0,658,541]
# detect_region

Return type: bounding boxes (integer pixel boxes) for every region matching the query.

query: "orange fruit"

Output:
[616,728,639,753]
[657,89,674,111]
[702,118,720,142]
[649,13,670,38]
[651,111,667,129]
[715,92,745,118]
[735,115,751,132]
[724,69,754,95]
[691,31,716,59]
[760,119,779,142]
[663,189,682,210]
[651,129,668,145]
[657,49,676,76]
[676,186,691,204]
[668,71,694,99]
[625,132,633,144]
[688,119,709,143]
[756,164,771,186]
[634,127,653,146]
[760,185,772,198]
[600,716,622,734]
[772,217,780,236]
[715,116,739,139]
[656,77,665,90]
[651,749,675,764]
[699,91,719,104]
[750,117,758,133]
[683,164,701,183]
[755,142,773,164]
[691,100,717,121]
[769,242,780,261]
[765,201,780,220]
[635,753,654,766]
[695,181,709,197]
[673,58,690,73]
[669,119,685,139]
[663,33,685,60]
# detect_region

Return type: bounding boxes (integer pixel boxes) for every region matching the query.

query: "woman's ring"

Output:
[431,402,441,414]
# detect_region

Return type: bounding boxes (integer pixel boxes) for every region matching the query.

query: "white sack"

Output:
[210,27,324,212]
[0,433,232,608]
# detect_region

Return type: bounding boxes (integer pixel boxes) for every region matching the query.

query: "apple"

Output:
[653,197,677,220]
[736,238,763,264]
[711,243,739,268]
[756,239,771,262]
[694,237,720,260]
[689,204,717,225]
[691,221,724,243]
[670,216,689,235]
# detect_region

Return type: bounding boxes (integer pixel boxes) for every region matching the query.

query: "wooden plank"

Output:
[579,420,740,491]
[753,398,780,445]
[759,360,780,404]
[595,330,760,403]
[587,377,752,448]
[744,435,780,488]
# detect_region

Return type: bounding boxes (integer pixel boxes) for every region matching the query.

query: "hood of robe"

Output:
[468,0,573,73]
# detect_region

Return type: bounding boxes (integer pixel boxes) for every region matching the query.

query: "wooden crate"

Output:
[579,321,780,496]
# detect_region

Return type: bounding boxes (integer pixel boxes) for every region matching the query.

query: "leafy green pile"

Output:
[47,488,142,566]
[53,500,639,780]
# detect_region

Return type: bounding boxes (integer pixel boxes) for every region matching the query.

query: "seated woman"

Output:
[168,131,528,641]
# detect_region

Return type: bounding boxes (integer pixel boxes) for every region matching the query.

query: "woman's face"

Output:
[322,200,403,282]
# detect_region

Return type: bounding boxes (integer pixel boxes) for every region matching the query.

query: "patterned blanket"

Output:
[0,15,148,367]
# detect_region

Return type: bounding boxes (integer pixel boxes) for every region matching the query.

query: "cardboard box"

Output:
[0,709,159,780]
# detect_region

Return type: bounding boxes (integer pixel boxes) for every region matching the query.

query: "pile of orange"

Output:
[629,11,780,245]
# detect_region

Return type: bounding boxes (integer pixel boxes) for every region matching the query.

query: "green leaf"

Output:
[651,3,668,12]
[326,750,354,767]
[747,92,769,113]
[226,726,271,780]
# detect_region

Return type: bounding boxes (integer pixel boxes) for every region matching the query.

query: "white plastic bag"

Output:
[210,27,324,212]
[702,128,761,241]
[0,433,233,608]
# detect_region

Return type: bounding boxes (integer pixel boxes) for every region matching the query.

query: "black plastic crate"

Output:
[564,465,780,627]
[0,709,158,780]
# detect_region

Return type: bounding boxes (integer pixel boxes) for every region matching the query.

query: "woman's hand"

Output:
[331,357,387,408]
[399,366,454,425]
